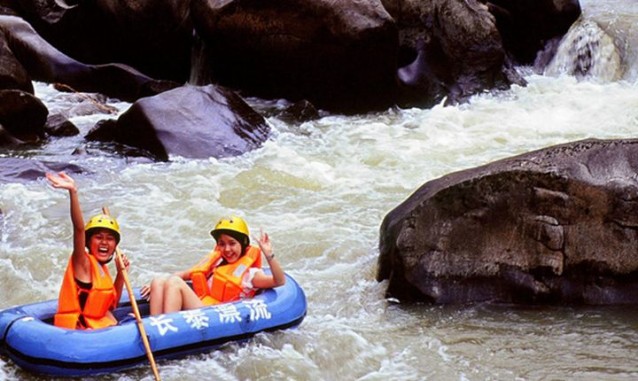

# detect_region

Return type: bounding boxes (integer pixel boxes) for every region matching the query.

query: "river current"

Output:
[2,1,638,380]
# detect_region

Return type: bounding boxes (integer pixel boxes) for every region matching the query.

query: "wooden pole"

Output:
[103,207,161,381]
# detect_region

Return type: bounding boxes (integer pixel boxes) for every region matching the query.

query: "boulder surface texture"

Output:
[378,139,638,305]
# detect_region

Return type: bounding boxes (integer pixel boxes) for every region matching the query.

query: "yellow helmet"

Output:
[210,216,249,245]
[85,214,121,244]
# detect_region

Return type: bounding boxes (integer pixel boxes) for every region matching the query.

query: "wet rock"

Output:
[385,0,579,107]
[378,138,638,305]
[85,118,117,141]
[89,84,270,161]
[0,25,33,93]
[279,100,320,124]
[191,0,398,114]
[0,15,180,103]
[0,157,85,183]
[0,123,25,147]
[50,86,119,116]
[12,0,192,81]
[0,89,48,142]
[3,0,581,117]
[389,0,524,108]
[44,114,79,136]
[396,37,447,108]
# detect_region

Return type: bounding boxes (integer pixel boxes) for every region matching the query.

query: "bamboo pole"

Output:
[103,206,161,381]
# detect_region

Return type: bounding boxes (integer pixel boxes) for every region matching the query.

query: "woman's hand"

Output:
[116,253,130,272]
[255,228,273,258]
[140,284,151,300]
[46,172,77,192]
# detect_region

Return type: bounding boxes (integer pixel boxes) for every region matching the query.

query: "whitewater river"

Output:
[2,1,638,380]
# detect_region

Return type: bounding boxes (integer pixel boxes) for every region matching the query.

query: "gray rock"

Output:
[378,138,638,305]
[89,84,270,161]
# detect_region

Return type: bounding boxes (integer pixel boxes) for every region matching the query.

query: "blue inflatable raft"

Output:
[0,273,306,377]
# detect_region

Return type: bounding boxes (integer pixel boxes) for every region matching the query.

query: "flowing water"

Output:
[1,1,638,380]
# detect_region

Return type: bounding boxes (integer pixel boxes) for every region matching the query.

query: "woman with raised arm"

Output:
[46,172,129,329]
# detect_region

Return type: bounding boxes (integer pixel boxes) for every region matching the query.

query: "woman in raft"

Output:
[46,172,130,329]
[141,216,285,314]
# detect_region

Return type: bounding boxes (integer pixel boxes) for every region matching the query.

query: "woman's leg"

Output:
[162,275,204,313]
[148,277,168,315]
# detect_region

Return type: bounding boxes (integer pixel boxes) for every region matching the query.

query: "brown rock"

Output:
[378,139,638,305]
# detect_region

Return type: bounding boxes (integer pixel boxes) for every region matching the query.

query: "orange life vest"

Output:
[54,251,118,329]
[188,245,262,306]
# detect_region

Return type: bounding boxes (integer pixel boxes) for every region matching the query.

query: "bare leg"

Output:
[148,277,168,315]
[162,275,205,313]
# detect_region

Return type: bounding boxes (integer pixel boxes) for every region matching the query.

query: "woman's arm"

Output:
[113,252,130,304]
[252,229,286,288]
[174,269,191,280]
[46,172,90,279]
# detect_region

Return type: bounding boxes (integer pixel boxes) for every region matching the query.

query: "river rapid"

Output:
[2,1,638,380]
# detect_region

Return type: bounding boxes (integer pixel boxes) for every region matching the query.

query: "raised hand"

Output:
[255,228,273,257]
[140,284,151,300]
[46,172,77,192]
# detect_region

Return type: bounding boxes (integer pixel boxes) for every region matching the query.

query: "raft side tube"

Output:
[0,272,307,377]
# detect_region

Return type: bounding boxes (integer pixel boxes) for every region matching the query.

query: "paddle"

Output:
[102,207,161,381]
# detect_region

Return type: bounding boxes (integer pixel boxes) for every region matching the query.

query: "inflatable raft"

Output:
[0,273,306,377]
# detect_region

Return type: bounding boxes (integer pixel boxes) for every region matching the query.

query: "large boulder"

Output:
[0,123,24,146]
[89,84,270,161]
[387,0,524,107]
[0,15,179,101]
[2,0,584,116]
[378,139,638,305]
[0,89,47,142]
[383,0,580,67]
[0,24,32,93]
[191,0,399,114]
[10,0,192,81]
[384,0,581,107]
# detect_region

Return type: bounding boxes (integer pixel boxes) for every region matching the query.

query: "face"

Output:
[88,228,117,262]
[216,233,243,263]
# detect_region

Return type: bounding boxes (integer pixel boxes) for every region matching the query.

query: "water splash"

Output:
[544,18,623,82]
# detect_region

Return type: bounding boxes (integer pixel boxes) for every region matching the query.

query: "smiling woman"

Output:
[45,171,130,330]
[3,1,638,377]
[141,216,286,315]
